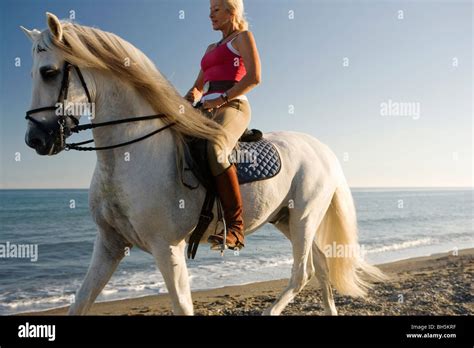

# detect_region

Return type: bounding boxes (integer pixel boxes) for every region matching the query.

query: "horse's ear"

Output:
[20,26,41,43]
[46,12,63,42]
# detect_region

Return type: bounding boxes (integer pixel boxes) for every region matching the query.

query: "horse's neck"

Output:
[89,72,176,174]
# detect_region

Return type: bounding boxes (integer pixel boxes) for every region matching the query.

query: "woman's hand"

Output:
[184,87,202,104]
[202,97,225,110]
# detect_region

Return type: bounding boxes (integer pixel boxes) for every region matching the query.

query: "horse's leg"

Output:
[312,241,338,315]
[273,215,337,315]
[264,187,335,315]
[68,229,127,315]
[151,239,194,315]
[272,217,290,239]
[263,215,316,315]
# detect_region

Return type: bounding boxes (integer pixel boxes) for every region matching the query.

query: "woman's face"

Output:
[209,0,233,31]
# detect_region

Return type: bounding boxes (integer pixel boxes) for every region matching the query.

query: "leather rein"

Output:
[25,61,175,151]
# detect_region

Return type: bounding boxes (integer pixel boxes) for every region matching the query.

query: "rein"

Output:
[25,61,176,151]
[66,115,175,151]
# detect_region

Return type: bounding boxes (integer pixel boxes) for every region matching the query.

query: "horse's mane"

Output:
[41,21,229,176]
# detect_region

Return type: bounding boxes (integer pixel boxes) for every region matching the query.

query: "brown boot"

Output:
[207,164,245,250]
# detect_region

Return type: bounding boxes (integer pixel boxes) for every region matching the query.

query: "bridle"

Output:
[25,61,175,151]
[25,61,82,143]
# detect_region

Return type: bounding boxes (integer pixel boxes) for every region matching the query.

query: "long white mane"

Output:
[40,20,229,163]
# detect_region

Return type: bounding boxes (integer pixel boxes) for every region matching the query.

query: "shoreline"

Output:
[18,247,473,316]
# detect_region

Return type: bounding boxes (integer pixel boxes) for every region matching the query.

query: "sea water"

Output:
[0,188,472,315]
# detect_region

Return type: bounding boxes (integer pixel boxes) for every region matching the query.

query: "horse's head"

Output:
[22,13,92,155]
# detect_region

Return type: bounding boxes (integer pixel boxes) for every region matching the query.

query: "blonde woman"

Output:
[185,0,261,250]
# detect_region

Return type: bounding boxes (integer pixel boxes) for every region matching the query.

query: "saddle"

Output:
[184,128,282,259]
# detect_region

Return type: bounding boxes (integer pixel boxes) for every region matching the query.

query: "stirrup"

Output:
[208,231,244,251]
[209,241,244,251]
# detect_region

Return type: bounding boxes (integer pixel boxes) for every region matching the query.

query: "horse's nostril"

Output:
[29,136,44,149]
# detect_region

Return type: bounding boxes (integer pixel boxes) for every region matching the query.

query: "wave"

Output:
[364,237,436,254]
[0,294,73,310]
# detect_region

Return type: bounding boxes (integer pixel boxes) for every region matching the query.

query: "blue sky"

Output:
[0,0,472,188]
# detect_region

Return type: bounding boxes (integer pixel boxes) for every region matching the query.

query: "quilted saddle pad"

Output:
[231,139,281,184]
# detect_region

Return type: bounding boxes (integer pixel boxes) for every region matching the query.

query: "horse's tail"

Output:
[315,181,386,297]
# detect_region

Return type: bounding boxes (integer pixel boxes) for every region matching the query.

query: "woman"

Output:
[185,0,261,250]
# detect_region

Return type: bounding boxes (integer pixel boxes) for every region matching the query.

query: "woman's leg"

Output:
[206,99,251,249]
[207,99,251,176]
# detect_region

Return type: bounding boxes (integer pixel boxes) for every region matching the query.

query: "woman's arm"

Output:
[225,30,261,100]
[184,70,204,103]
[184,44,216,103]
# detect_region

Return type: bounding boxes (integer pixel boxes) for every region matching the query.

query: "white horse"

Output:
[22,13,384,315]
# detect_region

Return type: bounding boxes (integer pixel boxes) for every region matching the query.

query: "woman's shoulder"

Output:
[235,30,252,39]
[234,30,254,43]
[233,30,255,49]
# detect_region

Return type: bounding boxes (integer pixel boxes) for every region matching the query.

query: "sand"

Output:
[21,248,473,316]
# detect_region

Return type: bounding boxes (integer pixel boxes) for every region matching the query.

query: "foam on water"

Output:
[365,237,436,254]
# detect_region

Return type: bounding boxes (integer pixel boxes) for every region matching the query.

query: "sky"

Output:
[0,0,472,189]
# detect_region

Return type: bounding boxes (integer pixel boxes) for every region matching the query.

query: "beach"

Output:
[3,188,472,315]
[22,248,473,316]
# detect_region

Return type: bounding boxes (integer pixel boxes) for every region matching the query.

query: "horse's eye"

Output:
[40,66,60,80]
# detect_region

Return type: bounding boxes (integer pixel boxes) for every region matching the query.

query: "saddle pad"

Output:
[232,139,281,184]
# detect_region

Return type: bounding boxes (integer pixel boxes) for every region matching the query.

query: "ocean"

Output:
[0,188,472,315]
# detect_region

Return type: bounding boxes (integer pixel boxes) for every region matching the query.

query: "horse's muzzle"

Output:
[25,123,63,156]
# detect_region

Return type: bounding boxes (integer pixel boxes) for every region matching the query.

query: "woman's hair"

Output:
[222,0,249,31]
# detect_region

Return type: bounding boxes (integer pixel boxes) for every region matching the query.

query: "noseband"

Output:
[25,61,174,151]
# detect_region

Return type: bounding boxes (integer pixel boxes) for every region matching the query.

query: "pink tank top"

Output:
[200,38,247,96]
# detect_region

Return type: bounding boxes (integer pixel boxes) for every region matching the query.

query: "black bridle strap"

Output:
[72,65,92,103]
[65,113,174,151]
[70,114,169,132]
[25,61,79,129]
[60,62,72,101]
[66,122,176,151]
[26,106,58,116]
[25,106,59,136]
